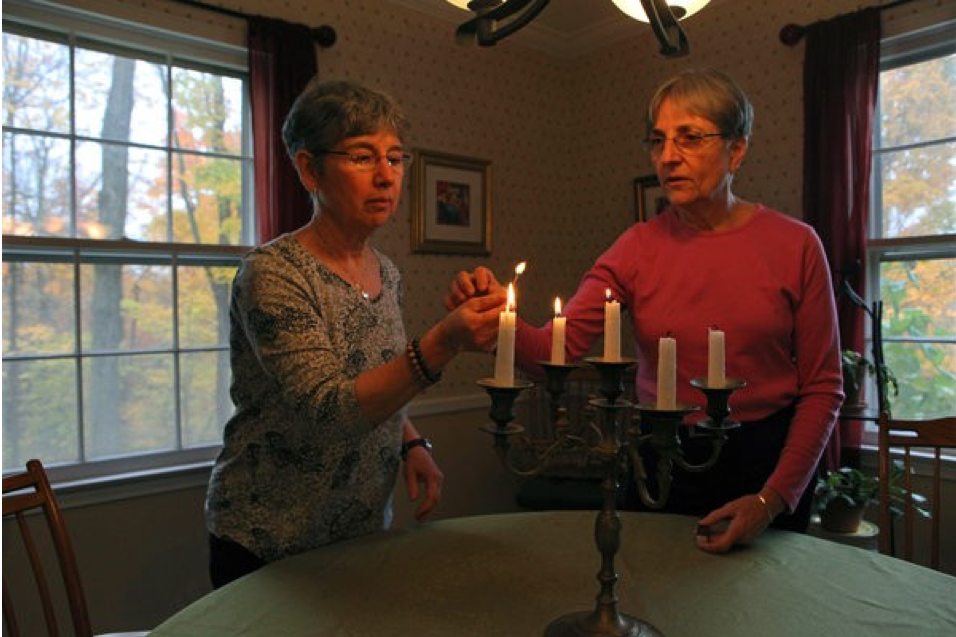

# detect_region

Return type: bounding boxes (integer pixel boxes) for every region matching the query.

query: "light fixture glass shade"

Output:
[446,0,471,9]
[610,0,711,22]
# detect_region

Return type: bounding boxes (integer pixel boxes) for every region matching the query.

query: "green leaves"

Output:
[814,463,930,519]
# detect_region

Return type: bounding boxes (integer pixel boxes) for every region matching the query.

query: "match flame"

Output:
[512,261,527,288]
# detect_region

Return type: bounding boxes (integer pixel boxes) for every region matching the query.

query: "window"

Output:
[868,22,956,421]
[2,4,253,483]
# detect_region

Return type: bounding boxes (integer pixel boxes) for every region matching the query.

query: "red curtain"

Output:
[248,17,318,243]
[802,8,881,468]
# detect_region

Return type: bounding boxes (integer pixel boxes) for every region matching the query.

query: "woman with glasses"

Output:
[205,79,505,588]
[446,69,843,554]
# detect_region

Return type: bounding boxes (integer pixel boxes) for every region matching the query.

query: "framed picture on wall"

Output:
[411,149,491,255]
[634,174,667,222]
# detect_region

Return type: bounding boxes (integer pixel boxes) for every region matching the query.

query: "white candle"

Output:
[551,297,566,365]
[657,336,677,409]
[494,283,517,386]
[708,328,726,387]
[603,289,621,361]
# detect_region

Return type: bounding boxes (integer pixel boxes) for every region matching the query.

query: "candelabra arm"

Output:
[674,429,729,473]
[627,435,672,510]
[629,405,698,511]
[499,433,591,477]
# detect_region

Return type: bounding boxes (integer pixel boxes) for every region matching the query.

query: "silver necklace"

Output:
[314,229,372,300]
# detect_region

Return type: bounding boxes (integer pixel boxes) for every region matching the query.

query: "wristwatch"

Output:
[400,437,433,460]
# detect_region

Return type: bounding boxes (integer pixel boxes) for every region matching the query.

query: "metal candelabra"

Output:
[479,358,745,637]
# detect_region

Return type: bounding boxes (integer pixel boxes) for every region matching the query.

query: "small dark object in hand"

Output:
[696,520,729,538]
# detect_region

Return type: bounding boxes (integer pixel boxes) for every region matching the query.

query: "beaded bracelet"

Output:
[406,341,429,387]
[406,338,442,387]
[411,337,442,385]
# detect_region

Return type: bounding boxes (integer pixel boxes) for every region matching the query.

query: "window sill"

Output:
[46,392,493,510]
[54,461,214,510]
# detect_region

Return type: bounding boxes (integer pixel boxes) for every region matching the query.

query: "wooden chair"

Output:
[877,413,956,570]
[2,458,147,637]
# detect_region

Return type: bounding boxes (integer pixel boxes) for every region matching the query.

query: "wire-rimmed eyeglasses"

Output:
[642,132,725,156]
[320,149,413,171]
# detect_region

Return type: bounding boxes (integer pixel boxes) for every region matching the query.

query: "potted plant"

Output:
[840,349,898,412]
[814,464,928,534]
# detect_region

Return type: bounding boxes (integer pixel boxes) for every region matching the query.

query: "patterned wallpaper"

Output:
[62,0,953,399]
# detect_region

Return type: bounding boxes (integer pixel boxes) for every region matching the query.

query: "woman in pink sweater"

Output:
[446,70,843,553]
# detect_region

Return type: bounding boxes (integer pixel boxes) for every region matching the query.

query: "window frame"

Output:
[862,19,956,446]
[2,1,254,485]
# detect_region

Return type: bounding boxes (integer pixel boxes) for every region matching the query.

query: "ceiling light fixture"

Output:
[609,0,711,23]
[449,0,708,56]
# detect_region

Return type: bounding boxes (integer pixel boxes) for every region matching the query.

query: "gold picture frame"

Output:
[411,149,491,255]
[634,174,667,222]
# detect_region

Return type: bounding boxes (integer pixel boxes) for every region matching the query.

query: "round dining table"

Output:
[149,511,956,637]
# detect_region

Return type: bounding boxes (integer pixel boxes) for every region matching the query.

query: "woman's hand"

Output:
[444,266,504,310]
[694,490,783,553]
[437,291,507,354]
[403,447,444,521]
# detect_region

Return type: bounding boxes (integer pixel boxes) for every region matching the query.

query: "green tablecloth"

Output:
[150,511,956,637]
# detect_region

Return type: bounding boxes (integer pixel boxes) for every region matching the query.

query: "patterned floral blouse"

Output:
[205,234,407,562]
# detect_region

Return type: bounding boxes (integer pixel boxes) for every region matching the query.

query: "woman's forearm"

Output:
[353,322,457,425]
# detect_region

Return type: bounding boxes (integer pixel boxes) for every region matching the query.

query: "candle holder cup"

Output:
[480,359,745,637]
[689,378,746,431]
[477,378,534,456]
[584,356,638,404]
[539,362,580,429]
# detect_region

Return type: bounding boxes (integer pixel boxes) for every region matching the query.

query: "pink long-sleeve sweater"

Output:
[515,205,844,510]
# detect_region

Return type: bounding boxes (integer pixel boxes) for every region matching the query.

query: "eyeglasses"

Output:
[642,132,725,156]
[320,149,413,172]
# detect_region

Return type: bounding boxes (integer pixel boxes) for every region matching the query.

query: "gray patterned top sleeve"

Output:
[205,234,408,562]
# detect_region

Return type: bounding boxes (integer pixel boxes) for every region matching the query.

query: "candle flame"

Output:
[605,288,612,301]
[507,283,516,312]
[554,297,562,316]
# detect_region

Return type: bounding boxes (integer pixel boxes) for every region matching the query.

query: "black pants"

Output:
[625,403,815,532]
[208,533,266,589]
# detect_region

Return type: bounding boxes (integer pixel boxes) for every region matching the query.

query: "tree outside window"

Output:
[869,35,955,421]
[2,13,253,482]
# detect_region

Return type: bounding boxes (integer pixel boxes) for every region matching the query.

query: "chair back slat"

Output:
[3,582,21,636]
[877,413,955,572]
[3,459,93,637]
[15,510,62,636]
[931,447,941,569]
[903,447,914,561]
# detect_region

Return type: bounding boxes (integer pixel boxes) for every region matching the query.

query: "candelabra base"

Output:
[543,611,663,637]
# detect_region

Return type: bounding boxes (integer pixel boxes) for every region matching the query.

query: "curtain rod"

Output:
[780,0,917,46]
[171,0,336,47]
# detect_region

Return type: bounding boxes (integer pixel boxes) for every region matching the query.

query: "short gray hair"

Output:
[647,69,753,140]
[281,78,409,161]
